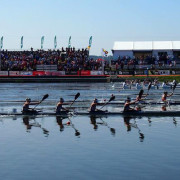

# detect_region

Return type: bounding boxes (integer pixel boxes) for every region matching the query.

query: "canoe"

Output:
[1,110,180,117]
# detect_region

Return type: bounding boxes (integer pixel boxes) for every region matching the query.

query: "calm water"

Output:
[0,83,180,180]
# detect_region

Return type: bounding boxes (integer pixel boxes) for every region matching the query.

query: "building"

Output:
[112,41,180,61]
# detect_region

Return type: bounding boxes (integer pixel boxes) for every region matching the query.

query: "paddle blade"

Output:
[75,92,80,100]
[42,94,49,101]
[139,89,144,99]
[109,95,115,102]
[148,82,152,91]
[173,82,177,91]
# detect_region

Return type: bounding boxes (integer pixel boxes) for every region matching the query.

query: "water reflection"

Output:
[56,116,80,137]
[90,115,116,135]
[23,116,49,137]
[124,116,145,142]
[0,115,179,140]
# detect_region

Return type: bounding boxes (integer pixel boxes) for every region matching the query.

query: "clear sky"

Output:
[0,0,180,55]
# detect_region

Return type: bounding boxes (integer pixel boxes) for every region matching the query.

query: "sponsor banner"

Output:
[90,71,103,75]
[51,71,65,76]
[33,71,45,76]
[0,71,8,75]
[9,71,20,76]
[78,70,91,76]
[20,71,33,76]
[65,71,78,75]
[158,70,170,75]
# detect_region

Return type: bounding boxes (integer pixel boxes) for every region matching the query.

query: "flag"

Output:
[102,48,108,57]
[41,36,44,49]
[88,36,92,49]
[54,36,57,49]
[68,36,71,48]
[0,36,3,49]
[21,36,23,49]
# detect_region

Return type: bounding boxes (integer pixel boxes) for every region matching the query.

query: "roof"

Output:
[113,41,180,51]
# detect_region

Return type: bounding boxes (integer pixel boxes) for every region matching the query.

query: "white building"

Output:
[112,41,180,60]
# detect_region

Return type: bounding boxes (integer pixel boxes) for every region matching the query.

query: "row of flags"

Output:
[0,36,94,50]
[0,36,109,56]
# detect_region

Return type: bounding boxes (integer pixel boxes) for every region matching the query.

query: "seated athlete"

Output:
[124,97,138,112]
[89,98,104,112]
[22,98,40,113]
[56,98,69,114]
[162,91,173,103]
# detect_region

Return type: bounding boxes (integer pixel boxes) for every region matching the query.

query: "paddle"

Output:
[33,94,49,109]
[67,117,80,136]
[147,82,152,94]
[70,92,80,107]
[99,117,115,135]
[99,95,115,110]
[138,89,144,100]
[169,82,177,105]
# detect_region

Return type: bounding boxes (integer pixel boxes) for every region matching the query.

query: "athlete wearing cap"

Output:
[90,98,99,112]
[162,91,173,102]
[56,98,69,114]
[123,97,138,112]
[22,98,40,113]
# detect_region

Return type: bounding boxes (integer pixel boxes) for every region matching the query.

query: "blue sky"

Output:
[0,0,180,55]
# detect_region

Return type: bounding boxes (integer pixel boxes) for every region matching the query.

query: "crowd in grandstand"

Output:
[112,54,177,70]
[0,48,178,72]
[0,48,106,71]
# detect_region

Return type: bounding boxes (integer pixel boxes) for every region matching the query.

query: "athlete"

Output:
[56,98,69,114]
[123,97,139,112]
[162,91,173,102]
[22,98,40,113]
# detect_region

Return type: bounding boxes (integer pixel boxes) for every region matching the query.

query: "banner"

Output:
[20,71,33,76]
[68,36,71,48]
[54,36,57,49]
[0,36,3,49]
[21,36,23,49]
[90,71,103,75]
[88,36,92,49]
[41,36,44,49]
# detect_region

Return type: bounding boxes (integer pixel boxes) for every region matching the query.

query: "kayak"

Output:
[1,110,180,117]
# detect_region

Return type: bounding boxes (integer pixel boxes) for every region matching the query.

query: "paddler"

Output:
[123,97,139,112]
[90,98,104,112]
[22,98,40,113]
[161,91,173,103]
[56,98,69,114]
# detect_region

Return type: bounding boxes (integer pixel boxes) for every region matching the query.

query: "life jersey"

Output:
[162,95,167,101]
[124,103,130,111]
[23,102,30,111]
[56,103,63,113]
[90,103,97,112]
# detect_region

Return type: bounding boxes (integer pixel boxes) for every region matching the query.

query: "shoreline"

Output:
[0,75,180,83]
